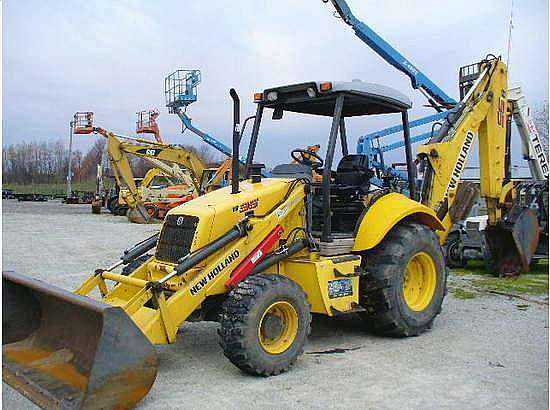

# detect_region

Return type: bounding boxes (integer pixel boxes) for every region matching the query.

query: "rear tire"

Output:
[359,222,446,337]
[218,274,311,376]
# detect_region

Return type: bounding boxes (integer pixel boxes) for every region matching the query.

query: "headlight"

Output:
[307,87,316,98]
[266,91,278,102]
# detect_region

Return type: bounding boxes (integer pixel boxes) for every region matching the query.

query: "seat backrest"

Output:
[335,154,372,186]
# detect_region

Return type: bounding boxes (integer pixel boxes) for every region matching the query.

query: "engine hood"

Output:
[166,178,298,250]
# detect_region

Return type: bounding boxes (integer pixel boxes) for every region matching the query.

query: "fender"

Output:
[352,193,444,251]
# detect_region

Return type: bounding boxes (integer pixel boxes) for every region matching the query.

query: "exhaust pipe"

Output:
[230,88,240,194]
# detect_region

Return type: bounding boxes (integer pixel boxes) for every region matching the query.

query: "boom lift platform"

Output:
[165,69,269,177]
[136,109,163,143]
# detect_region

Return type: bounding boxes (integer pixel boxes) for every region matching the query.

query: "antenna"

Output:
[506,0,514,74]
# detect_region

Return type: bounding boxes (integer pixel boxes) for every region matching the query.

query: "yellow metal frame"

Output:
[403,251,437,311]
[353,193,444,251]
[417,58,510,235]
[258,301,299,354]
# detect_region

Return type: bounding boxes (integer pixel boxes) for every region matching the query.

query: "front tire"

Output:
[218,274,311,376]
[359,222,446,337]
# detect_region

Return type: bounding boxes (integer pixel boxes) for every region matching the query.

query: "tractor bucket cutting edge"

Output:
[2,270,158,409]
[484,208,540,276]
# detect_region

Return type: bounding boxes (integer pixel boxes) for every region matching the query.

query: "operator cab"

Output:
[244,80,414,245]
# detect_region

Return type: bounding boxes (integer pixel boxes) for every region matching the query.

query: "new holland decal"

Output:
[189,250,240,296]
[445,130,475,198]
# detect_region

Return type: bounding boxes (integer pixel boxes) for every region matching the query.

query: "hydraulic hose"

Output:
[250,239,307,275]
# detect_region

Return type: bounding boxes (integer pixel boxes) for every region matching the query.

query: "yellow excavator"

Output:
[3,57,539,409]
[73,112,208,223]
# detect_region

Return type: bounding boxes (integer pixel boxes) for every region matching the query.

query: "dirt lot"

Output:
[2,200,549,409]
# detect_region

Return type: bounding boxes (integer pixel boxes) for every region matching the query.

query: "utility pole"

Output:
[67,120,74,199]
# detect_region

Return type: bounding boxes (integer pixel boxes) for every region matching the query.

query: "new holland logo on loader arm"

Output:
[3,57,540,409]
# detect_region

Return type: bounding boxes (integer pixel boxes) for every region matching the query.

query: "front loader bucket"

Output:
[2,271,158,409]
[485,209,540,276]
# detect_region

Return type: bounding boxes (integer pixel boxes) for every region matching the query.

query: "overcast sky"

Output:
[3,0,548,167]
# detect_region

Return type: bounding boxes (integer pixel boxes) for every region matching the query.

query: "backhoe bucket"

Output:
[127,203,153,224]
[2,271,158,409]
[484,209,540,276]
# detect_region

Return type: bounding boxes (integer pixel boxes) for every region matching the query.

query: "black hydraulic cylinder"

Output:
[402,111,417,200]
[230,88,240,194]
[175,223,247,275]
[121,233,159,264]
[251,239,307,275]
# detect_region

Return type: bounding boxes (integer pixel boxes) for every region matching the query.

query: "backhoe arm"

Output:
[105,132,142,210]
[96,128,206,193]
[418,58,508,233]
[117,139,205,193]
[418,57,539,275]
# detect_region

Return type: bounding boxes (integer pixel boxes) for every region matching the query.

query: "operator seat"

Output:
[334,154,373,197]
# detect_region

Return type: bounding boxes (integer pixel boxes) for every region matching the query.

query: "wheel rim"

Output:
[403,252,437,312]
[258,301,299,355]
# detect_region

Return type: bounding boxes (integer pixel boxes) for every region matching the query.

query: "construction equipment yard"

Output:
[2,199,548,409]
[3,1,550,409]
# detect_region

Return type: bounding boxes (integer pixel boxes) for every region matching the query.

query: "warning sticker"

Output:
[328,279,353,299]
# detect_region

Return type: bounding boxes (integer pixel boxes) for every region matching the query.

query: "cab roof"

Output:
[260,80,412,117]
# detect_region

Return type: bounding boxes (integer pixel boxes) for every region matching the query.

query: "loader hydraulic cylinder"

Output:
[225,225,284,288]
[122,232,159,264]
[251,239,307,275]
[173,221,249,277]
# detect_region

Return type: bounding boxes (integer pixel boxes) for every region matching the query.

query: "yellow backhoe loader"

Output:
[3,57,538,409]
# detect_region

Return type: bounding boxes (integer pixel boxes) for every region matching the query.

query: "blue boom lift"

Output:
[165,69,269,177]
[323,0,457,183]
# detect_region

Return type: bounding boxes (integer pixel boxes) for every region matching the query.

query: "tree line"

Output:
[2,138,222,186]
[2,139,105,185]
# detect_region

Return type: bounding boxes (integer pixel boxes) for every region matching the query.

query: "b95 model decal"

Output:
[233,198,259,213]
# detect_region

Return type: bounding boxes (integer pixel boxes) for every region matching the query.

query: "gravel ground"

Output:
[2,200,549,409]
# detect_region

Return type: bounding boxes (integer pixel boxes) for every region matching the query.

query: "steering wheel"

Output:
[291,148,324,169]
